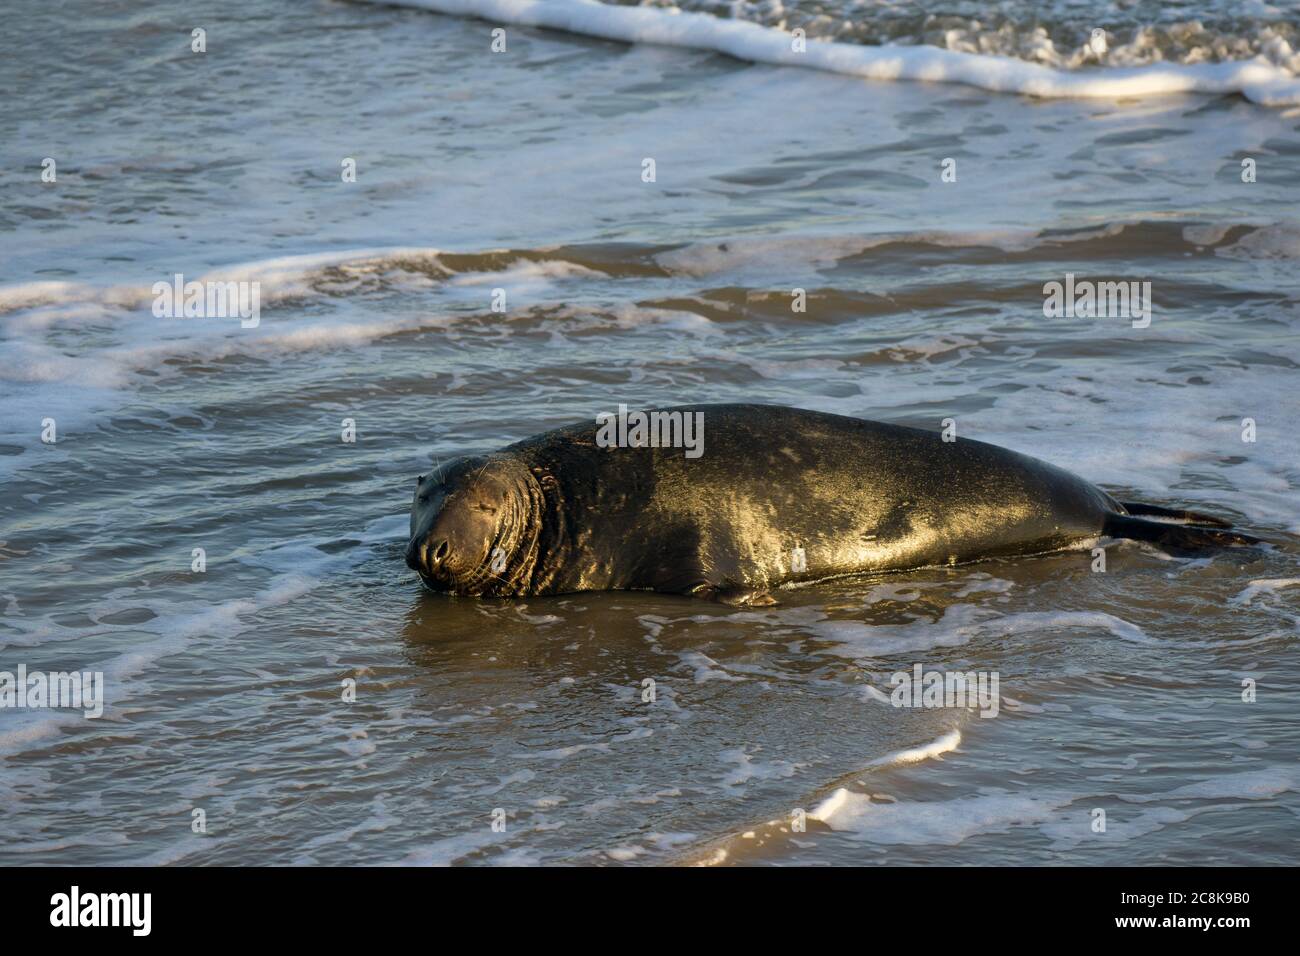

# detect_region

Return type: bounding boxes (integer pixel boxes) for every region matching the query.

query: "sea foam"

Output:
[369,0,1300,105]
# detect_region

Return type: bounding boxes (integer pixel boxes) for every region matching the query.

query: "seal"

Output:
[404,403,1257,604]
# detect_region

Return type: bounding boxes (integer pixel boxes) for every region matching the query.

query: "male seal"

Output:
[404,404,1256,604]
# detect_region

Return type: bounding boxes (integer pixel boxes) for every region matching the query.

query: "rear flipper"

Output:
[1104,513,1260,550]
[1120,501,1234,529]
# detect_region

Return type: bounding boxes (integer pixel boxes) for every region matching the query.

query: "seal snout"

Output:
[405,535,450,574]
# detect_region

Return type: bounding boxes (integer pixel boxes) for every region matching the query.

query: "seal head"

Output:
[405,456,543,596]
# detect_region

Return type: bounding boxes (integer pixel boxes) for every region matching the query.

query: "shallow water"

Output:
[1,0,1298,865]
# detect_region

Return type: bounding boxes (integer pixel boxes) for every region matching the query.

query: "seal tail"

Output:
[1105,507,1260,550]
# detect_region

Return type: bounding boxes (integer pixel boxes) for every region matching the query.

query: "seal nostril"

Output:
[432,540,450,564]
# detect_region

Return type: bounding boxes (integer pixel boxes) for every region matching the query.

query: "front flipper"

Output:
[694,585,778,607]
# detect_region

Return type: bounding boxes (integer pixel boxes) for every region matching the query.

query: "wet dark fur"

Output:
[405,404,1258,603]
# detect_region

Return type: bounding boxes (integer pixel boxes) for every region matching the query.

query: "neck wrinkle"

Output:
[523,464,566,595]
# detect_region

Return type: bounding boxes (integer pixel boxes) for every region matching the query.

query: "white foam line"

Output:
[867,728,963,767]
[0,246,445,319]
[682,728,964,862]
[369,0,1300,106]
[1228,577,1300,606]
[808,786,853,824]
[805,730,961,823]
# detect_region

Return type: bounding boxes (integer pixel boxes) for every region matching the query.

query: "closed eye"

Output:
[474,504,498,514]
